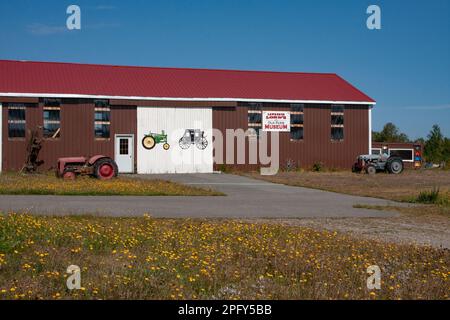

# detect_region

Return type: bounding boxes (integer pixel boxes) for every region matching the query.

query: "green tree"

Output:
[415,137,426,145]
[424,124,445,163]
[443,137,450,162]
[372,122,410,142]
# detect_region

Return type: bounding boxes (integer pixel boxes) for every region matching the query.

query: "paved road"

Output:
[0,173,404,218]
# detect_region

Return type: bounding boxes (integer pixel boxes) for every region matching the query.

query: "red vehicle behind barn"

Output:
[371,142,423,169]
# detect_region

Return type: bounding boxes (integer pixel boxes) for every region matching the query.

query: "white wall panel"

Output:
[137,107,213,174]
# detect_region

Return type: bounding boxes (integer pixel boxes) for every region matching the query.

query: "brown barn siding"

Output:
[2,99,136,171]
[2,102,40,171]
[2,98,369,172]
[213,103,370,170]
[0,97,39,103]
[110,99,236,108]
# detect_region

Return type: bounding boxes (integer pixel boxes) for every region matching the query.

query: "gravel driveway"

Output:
[0,173,405,217]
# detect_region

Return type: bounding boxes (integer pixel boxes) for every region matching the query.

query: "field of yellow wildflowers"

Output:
[0,213,448,300]
[0,174,222,196]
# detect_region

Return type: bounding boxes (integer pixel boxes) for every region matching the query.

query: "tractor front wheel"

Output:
[62,169,76,180]
[94,158,118,180]
[365,165,377,175]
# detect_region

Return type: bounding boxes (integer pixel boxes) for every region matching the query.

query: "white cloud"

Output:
[85,23,120,29]
[94,5,117,11]
[27,22,120,36]
[402,104,450,111]
[27,23,67,35]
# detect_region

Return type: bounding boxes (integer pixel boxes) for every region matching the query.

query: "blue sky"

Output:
[0,0,449,139]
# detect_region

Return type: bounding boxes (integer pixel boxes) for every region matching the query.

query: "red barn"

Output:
[0,60,375,173]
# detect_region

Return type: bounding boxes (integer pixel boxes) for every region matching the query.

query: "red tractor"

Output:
[56,155,118,180]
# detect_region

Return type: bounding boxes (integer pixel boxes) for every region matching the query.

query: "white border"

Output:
[262,110,291,132]
[368,107,372,154]
[389,148,414,162]
[0,102,2,172]
[0,92,376,105]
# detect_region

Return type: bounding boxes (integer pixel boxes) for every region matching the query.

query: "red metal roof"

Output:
[0,60,375,103]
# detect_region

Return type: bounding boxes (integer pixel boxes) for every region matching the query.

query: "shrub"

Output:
[217,164,229,173]
[217,164,237,173]
[443,160,450,171]
[415,187,440,204]
[284,159,298,172]
[312,162,324,172]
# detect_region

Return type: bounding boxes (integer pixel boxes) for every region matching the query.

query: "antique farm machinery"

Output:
[56,155,119,180]
[20,128,44,174]
[142,130,170,150]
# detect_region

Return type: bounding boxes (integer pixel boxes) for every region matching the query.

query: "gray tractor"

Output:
[352,153,404,175]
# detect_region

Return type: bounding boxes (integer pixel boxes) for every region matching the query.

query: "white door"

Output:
[137,107,213,174]
[115,134,134,173]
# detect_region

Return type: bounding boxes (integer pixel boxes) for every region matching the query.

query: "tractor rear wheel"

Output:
[142,136,156,150]
[386,157,404,174]
[365,165,377,175]
[94,158,118,180]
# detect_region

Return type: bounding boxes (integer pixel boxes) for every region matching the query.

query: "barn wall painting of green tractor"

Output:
[142,130,170,150]
[142,129,208,151]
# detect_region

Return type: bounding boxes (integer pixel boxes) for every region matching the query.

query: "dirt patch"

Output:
[244,205,450,249]
[243,169,450,202]
[239,170,450,248]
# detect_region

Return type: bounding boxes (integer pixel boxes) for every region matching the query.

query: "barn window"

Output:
[119,138,129,155]
[8,103,26,138]
[331,105,344,141]
[94,100,110,139]
[43,99,61,138]
[389,149,414,162]
[247,102,262,138]
[371,148,382,155]
[290,104,304,140]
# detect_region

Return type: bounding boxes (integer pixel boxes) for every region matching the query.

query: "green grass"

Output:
[352,204,387,211]
[0,173,223,196]
[415,188,442,204]
[409,188,449,206]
